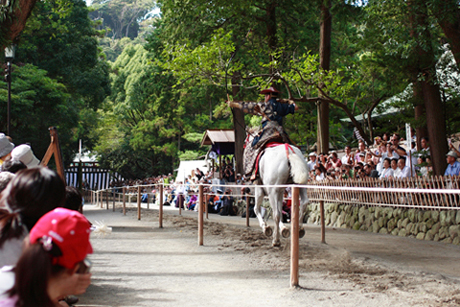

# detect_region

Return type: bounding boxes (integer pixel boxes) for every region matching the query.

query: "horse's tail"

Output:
[288,151,309,184]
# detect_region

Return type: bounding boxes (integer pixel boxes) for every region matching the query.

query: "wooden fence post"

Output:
[159,184,163,228]
[320,200,326,244]
[245,193,250,227]
[290,186,300,288]
[106,190,109,210]
[137,186,141,220]
[123,187,126,216]
[198,185,204,246]
[112,189,115,212]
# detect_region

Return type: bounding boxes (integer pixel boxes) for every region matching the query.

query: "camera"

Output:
[77,258,92,274]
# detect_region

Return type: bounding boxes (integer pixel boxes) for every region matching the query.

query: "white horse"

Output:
[248,138,310,246]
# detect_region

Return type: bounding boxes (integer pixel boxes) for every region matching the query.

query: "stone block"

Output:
[408,209,416,223]
[416,233,425,240]
[359,224,368,231]
[440,211,450,226]
[398,229,407,237]
[425,230,434,241]
[439,226,449,240]
[374,207,381,219]
[378,216,385,228]
[425,218,434,230]
[372,221,380,233]
[406,222,413,233]
[442,237,453,244]
[419,222,427,233]
[391,228,399,236]
[411,223,419,235]
[431,222,441,234]
[379,228,388,235]
[434,234,439,242]
[432,210,440,223]
[353,221,361,231]
[401,218,409,229]
[453,237,460,245]
[369,207,375,213]
[387,218,396,232]
[456,211,460,225]
[449,225,460,239]
[423,211,431,222]
[449,211,456,223]
[325,214,331,226]
[330,211,338,226]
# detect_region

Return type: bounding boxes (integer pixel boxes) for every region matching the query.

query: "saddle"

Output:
[243,122,293,178]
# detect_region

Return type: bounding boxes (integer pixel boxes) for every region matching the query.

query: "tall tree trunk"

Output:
[231,73,245,176]
[266,1,277,74]
[413,81,428,149]
[432,0,460,68]
[317,0,332,153]
[1,0,38,47]
[409,1,448,175]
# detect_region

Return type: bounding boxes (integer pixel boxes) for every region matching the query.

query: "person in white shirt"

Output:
[379,158,394,180]
[397,157,411,178]
[341,145,353,165]
[307,152,317,172]
[391,158,400,177]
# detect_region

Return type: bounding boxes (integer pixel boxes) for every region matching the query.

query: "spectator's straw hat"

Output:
[308,152,316,157]
[0,133,14,157]
[446,150,458,159]
[11,144,40,167]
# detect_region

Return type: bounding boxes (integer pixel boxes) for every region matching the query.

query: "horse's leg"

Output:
[254,186,271,236]
[270,188,283,246]
[298,188,310,238]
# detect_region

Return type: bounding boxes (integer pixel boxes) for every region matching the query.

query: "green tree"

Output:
[0,63,78,160]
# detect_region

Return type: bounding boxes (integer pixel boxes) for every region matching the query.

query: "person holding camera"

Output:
[219,189,235,216]
[0,208,92,307]
[326,152,342,170]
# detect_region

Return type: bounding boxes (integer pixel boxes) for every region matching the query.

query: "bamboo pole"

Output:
[198,185,204,246]
[123,187,126,216]
[159,184,163,228]
[137,186,141,220]
[290,186,300,288]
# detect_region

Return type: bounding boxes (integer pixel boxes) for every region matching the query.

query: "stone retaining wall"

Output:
[305,203,460,245]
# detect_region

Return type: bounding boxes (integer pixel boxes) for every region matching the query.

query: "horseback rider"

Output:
[227,87,298,179]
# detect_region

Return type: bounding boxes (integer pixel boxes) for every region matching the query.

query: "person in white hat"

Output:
[0,134,14,166]
[444,150,460,176]
[10,145,40,168]
[307,152,317,172]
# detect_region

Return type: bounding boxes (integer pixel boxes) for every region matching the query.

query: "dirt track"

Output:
[77,203,460,307]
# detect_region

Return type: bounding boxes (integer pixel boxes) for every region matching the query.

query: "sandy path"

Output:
[77,203,460,307]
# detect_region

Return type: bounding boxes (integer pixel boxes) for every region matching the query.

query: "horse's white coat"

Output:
[252,144,310,246]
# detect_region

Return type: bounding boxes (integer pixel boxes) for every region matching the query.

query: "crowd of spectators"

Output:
[306,133,442,182]
[0,133,92,306]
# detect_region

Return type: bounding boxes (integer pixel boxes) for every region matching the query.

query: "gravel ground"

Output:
[76,202,460,307]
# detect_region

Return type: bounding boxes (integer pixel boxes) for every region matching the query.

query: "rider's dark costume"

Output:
[229,87,296,177]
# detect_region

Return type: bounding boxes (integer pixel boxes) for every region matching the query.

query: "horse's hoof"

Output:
[299,228,306,238]
[264,226,273,237]
[281,227,290,238]
[272,241,281,247]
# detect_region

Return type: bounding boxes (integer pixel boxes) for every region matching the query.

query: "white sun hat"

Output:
[11,144,40,168]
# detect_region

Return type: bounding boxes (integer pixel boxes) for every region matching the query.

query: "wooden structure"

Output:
[40,127,66,184]
[200,129,235,179]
